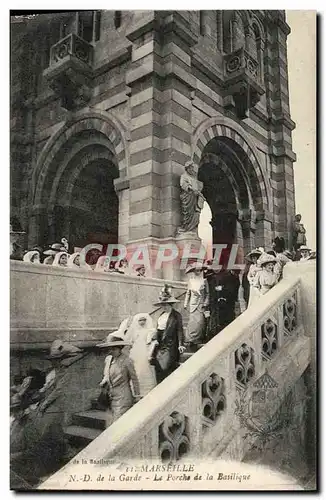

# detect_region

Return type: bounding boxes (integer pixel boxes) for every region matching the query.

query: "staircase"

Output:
[64,343,203,455]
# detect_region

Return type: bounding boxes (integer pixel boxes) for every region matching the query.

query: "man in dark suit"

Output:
[215,269,240,331]
[149,285,186,383]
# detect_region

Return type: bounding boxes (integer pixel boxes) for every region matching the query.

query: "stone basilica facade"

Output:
[11,11,296,278]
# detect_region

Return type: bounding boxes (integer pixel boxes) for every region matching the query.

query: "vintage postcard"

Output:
[10,9,316,491]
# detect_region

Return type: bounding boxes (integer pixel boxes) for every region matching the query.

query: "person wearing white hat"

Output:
[298,245,312,262]
[246,249,263,308]
[184,262,210,351]
[23,250,41,264]
[43,243,66,265]
[68,252,92,271]
[52,251,69,267]
[253,253,278,296]
[125,313,157,397]
[97,333,141,425]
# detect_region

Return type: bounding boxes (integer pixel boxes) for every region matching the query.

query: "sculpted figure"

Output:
[179,160,205,233]
[293,214,307,251]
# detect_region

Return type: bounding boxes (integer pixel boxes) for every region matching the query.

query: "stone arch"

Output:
[251,15,265,42]
[47,136,117,211]
[30,110,129,208]
[192,116,272,214]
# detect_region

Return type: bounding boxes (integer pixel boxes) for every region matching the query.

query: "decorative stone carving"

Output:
[50,33,93,66]
[43,33,93,111]
[201,373,226,427]
[178,160,205,235]
[223,46,265,119]
[158,411,190,462]
[235,343,255,387]
[283,294,297,335]
[261,318,278,360]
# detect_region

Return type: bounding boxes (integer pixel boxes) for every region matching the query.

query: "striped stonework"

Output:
[264,16,296,246]
[11,10,297,257]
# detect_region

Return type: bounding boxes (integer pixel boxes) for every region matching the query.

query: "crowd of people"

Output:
[10,228,147,277]
[10,229,316,486]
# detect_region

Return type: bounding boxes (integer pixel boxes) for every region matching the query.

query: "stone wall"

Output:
[10,260,187,350]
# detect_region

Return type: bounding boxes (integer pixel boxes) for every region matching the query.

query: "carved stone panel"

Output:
[261,318,278,360]
[201,373,226,430]
[158,411,190,462]
[283,293,297,335]
[235,343,255,388]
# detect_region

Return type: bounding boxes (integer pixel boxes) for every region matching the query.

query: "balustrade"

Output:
[40,265,312,493]
[50,33,93,66]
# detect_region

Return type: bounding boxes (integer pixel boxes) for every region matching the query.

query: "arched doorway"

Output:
[52,157,119,250]
[32,129,120,251]
[198,137,262,264]
[29,112,129,250]
[194,118,272,263]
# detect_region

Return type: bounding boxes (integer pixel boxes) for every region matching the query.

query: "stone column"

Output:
[255,210,273,249]
[125,11,199,280]
[265,13,296,248]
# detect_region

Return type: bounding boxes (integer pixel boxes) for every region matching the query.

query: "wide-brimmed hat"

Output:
[185,262,208,274]
[299,245,311,252]
[265,249,277,257]
[246,248,262,259]
[45,339,83,360]
[258,253,277,267]
[153,284,179,306]
[96,333,131,348]
[44,243,66,255]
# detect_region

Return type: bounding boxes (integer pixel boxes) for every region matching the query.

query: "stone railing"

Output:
[40,263,314,489]
[50,33,93,66]
[10,261,187,350]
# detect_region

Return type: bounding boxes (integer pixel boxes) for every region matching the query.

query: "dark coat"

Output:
[215,271,240,330]
[151,308,184,382]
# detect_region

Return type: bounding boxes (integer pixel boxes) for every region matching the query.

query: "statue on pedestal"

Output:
[292,214,307,251]
[178,160,205,234]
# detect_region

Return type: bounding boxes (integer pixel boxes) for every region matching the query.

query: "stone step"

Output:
[71,410,108,431]
[64,425,102,446]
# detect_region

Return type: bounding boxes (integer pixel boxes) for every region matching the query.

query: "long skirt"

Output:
[107,383,134,426]
[248,286,261,307]
[185,309,205,344]
[129,341,157,397]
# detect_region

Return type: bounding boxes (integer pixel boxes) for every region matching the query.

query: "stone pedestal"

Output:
[175,231,206,281]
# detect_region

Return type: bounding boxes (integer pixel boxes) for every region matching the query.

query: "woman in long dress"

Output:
[253,253,278,296]
[125,313,157,397]
[98,334,141,425]
[184,262,210,351]
[246,249,263,308]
